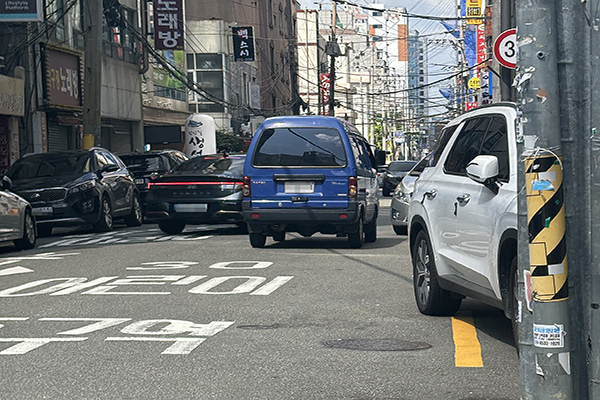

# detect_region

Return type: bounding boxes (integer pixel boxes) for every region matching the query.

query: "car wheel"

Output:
[93,197,113,232]
[124,194,143,227]
[14,210,36,250]
[37,225,53,238]
[412,230,462,316]
[249,233,266,248]
[159,220,186,235]
[364,216,377,243]
[509,255,520,349]
[272,232,285,242]
[393,225,407,235]
[348,216,364,249]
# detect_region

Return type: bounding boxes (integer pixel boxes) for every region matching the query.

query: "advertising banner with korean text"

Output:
[320,73,330,114]
[154,0,184,50]
[0,0,42,21]
[232,27,255,62]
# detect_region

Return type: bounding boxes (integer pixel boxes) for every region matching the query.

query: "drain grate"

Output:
[323,338,431,351]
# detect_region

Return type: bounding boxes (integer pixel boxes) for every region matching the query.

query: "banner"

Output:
[232,27,255,62]
[153,0,184,50]
[320,73,330,114]
[0,0,42,21]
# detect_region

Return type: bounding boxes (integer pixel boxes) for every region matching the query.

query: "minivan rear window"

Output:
[252,127,347,167]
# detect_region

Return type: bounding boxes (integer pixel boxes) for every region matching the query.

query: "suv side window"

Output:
[350,137,369,172]
[429,124,458,167]
[479,116,510,181]
[95,152,108,168]
[444,117,491,175]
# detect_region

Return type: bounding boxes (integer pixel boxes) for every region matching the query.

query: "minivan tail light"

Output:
[348,176,358,198]
[242,176,251,197]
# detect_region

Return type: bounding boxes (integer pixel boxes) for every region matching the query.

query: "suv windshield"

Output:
[252,127,347,167]
[120,155,166,173]
[174,156,246,177]
[8,153,92,179]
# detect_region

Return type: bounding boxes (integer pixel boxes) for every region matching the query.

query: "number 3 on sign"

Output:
[493,28,517,69]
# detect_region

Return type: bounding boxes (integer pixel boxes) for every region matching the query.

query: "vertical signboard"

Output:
[232,27,255,62]
[153,0,184,50]
[320,73,330,115]
[184,114,217,157]
[0,0,42,21]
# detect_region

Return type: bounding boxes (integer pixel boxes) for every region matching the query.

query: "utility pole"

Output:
[516,0,572,398]
[328,1,337,117]
[83,0,103,148]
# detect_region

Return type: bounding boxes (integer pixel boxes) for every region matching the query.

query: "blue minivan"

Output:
[242,116,380,248]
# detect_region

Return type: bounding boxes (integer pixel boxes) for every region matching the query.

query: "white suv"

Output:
[408,103,518,325]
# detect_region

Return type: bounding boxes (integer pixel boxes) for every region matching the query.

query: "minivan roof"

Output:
[259,115,353,130]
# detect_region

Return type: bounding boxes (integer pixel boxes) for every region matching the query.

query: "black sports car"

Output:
[7,148,143,236]
[144,154,247,234]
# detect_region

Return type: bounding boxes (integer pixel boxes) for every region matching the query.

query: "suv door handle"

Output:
[456,194,471,204]
[424,189,437,199]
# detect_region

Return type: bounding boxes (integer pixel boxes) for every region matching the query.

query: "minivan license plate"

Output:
[284,181,314,194]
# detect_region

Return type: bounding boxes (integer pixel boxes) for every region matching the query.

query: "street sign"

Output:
[468,77,481,89]
[493,28,517,69]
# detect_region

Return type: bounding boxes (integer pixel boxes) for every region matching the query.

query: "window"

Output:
[430,125,458,167]
[372,11,382,16]
[479,116,510,180]
[252,128,347,167]
[444,118,491,175]
[372,24,382,29]
[268,0,273,27]
[102,8,138,64]
[187,53,224,112]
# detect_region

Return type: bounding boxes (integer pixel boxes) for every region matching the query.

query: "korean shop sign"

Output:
[44,46,82,111]
[154,0,184,50]
[232,27,255,62]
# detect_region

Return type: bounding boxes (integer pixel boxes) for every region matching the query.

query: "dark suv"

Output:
[8,148,143,236]
[118,150,188,212]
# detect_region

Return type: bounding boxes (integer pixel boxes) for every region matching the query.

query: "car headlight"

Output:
[68,180,96,194]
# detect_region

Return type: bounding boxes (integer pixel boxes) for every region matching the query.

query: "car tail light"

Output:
[243,176,251,197]
[348,176,358,198]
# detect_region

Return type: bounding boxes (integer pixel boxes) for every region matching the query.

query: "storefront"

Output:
[0,72,25,174]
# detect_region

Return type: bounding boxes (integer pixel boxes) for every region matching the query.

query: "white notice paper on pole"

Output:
[533,324,564,348]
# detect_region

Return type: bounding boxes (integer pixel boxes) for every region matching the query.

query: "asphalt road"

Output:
[0,199,520,400]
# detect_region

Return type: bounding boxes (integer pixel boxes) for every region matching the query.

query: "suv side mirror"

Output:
[1,175,12,191]
[98,164,119,175]
[466,155,499,184]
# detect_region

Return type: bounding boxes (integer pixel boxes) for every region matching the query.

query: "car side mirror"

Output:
[1,175,12,191]
[98,164,119,175]
[466,155,499,185]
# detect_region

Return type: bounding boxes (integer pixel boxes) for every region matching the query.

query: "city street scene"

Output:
[0,0,598,399]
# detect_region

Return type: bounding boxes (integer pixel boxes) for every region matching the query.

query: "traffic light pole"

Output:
[516,0,572,397]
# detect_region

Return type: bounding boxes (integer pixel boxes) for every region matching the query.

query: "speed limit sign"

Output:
[493,28,516,69]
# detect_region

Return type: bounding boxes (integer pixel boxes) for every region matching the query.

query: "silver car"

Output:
[390,157,428,235]
[0,176,36,250]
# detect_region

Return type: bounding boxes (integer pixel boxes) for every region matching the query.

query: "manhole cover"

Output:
[236,324,280,330]
[323,339,431,351]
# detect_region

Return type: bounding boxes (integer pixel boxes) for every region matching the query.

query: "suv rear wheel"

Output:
[364,215,377,243]
[348,216,364,248]
[249,233,266,248]
[509,255,519,348]
[413,230,462,316]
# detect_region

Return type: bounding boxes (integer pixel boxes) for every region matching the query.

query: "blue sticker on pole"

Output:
[532,180,555,191]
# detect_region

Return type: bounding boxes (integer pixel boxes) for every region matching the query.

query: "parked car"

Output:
[242,116,380,248]
[0,175,36,250]
[376,164,388,188]
[390,157,427,235]
[7,148,143,236]
[381,160,417,196]
[144,153,247,234]
[408,103,518,332]
[118,150,189,213]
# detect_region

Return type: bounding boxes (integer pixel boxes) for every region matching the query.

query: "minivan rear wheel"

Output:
[364,216,377,243]
[412,230,462,316]
[348,216,364,248]
[249,233,266,248]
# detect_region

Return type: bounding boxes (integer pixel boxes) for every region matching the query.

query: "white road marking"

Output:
[39,318,132,335]
[171,276,207,285]
[189,276,267,294]
[0,338,87,355]
[209,261,273,270]
[250,276,294,296]
[104,337,206,355]
[0,267,34,277]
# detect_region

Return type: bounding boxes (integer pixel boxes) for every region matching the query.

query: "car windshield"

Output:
[174,156,246,177]
[388,161,417,172]
[120,155,166,172]
[8,153,92,179]
[252,127,347,167]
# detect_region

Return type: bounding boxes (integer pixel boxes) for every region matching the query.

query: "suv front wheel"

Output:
[412,229,462,316]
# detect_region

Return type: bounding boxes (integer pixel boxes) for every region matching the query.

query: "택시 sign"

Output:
[232,27,255,62]
[0,0,42,21]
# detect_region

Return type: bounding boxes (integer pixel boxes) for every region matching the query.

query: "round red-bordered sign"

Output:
[493,28,517,69]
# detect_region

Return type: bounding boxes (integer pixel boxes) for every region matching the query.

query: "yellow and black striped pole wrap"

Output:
[525,155,568,302]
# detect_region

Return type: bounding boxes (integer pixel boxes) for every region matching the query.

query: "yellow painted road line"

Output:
[452,312,483,367]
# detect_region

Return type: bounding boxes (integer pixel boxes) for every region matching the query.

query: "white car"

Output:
[0,176,36,250]
[408,104,518,330]
[390,157,427,235]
